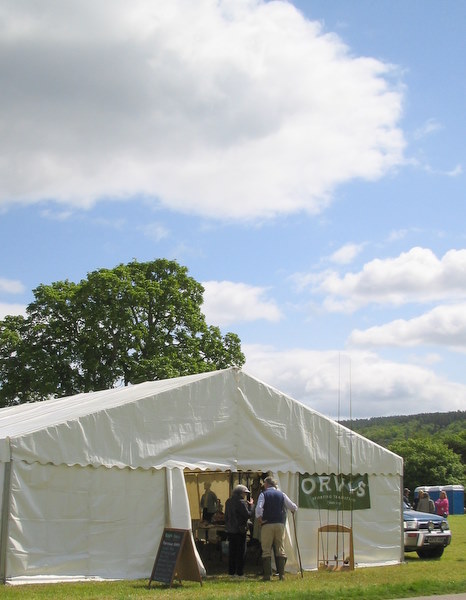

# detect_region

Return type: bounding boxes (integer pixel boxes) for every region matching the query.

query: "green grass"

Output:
[0,516,465,599]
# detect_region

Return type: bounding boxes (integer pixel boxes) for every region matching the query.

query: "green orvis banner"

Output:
[298,473,371,510]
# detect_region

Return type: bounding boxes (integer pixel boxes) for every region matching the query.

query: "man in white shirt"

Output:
[255,476,297,581]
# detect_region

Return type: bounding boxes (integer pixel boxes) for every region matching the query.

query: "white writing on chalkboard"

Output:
[148,528,202,588]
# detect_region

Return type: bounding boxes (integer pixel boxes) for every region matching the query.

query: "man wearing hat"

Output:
[255,476,297,581]
[403,487,411,508]
[224,484,254,578]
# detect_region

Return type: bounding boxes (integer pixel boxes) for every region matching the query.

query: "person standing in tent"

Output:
[200,482,218,523]
[224,485,254,578]
[255,476,297,581]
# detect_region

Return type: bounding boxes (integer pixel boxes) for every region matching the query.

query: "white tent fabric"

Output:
[165,466,206,577]
[0,367,403,582]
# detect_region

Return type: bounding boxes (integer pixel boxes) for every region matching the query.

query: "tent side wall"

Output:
[280,472,402,569]
[6,460,166,580]
[235,371,403,568]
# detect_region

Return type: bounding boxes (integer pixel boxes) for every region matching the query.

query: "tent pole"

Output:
[0,460,12,584]
[196,473,202,520]
[292,511,303,578]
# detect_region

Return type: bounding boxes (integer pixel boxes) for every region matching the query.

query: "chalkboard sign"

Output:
[148,528,202,588]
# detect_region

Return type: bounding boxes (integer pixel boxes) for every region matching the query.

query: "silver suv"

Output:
[403,502,451,559]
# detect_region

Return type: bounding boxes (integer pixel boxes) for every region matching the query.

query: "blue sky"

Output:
[1,0,465,419]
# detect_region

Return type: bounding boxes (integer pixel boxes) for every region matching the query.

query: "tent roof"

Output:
[0,368,402,474]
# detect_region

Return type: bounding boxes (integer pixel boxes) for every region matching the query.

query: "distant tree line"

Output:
[0,259,245,407]
[342,411,466,494]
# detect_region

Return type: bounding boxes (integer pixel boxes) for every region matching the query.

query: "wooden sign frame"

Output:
[317,524,354,571]
[148,528,202,588]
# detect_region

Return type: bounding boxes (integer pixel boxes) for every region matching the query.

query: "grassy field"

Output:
[0,515,465,599]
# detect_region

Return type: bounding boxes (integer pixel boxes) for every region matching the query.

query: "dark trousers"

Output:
[228,532,247,576]
[202,508,214,522]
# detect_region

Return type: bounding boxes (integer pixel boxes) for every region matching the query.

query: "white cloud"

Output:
[140,222,170,242]
[308,247,466,312]
[407,353,442,366]
[387,229,409,242]
[202,280,281,326]
[0,303,27,319]
[0,0,404,221]
[328,242,365,265]
[413,118,442,140]
[422,163,463,177]
[349,303,466,352]
[243,344,466,418]
[0,278,25,295]
[40,208,74,221]
[445,164,463,177]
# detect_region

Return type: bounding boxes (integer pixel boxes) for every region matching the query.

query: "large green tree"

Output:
[0,259,245,406]
[389,437,465,493]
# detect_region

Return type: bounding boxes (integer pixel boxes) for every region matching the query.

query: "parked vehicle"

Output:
[403,502,451,559]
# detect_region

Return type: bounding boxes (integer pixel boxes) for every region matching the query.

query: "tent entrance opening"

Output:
[184,470,265,572]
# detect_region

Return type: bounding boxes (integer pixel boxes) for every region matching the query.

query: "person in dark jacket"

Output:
[200,482,218,523]
[224,484,254,578]
[255,476,297,581]
[403,487,411,508]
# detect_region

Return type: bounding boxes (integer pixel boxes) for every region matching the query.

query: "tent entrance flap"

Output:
[0,461,11,583]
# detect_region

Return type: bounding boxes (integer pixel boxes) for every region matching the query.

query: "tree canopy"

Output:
[343,411,465,492]
[389,437,465,493]
[0,259,245,406]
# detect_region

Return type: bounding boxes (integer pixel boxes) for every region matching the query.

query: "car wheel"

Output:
[416,547,444,559]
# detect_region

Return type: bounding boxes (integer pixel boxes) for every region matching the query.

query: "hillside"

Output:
[340,410,466,462]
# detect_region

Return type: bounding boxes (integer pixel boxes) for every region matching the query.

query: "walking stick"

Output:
[292,511,304,578]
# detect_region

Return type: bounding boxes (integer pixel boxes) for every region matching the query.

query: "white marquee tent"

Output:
[0,367,403,583]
